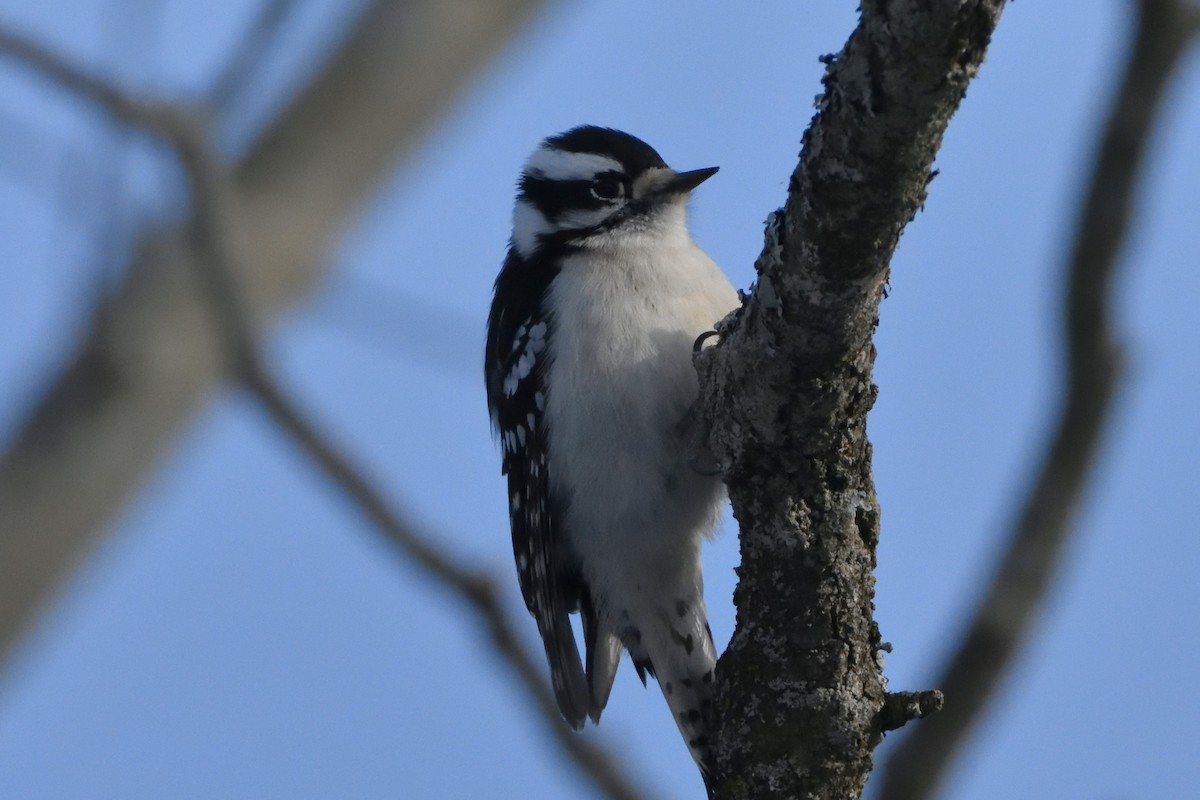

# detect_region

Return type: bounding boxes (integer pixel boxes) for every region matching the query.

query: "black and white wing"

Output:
[485,253,590,728]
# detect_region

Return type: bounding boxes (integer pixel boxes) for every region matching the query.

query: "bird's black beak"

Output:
[665,166,719,194]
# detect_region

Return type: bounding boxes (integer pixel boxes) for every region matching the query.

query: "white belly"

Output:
[543,236,738,585]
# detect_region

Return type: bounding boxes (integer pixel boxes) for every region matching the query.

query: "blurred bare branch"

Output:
[209,0,302,113]
[0,0,548,664]
[311,277,480,381]
[0,21,652,800]
[876,2,1200,798]
[93,0,165,282]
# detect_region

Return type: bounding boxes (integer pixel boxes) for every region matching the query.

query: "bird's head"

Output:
[511,125,717,259]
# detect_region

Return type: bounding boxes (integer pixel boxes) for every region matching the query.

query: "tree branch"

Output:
[697,2,1007,797]
[0,27,652,800]
[0,0,548,663]
[209,0,302,113]
[879,690,945,734]
[876,3,1200,798]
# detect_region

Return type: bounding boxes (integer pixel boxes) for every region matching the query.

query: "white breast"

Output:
[544,210,738,573]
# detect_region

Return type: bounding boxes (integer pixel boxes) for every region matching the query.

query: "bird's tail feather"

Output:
[541,606,590,730]
[583,609,622,723]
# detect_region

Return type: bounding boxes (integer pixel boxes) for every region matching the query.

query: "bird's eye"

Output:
[590,174,625,202]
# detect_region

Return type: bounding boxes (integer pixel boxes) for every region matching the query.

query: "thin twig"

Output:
[209,0,301,112]
[876,3,1200,798]
[0,27,653,800]
[0,28,175,138]
[310,277,480,382]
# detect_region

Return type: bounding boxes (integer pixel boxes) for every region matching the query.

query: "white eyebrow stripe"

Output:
[524,147,624,181]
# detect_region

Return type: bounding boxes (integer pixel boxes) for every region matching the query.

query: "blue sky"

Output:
[1,2,1198,799]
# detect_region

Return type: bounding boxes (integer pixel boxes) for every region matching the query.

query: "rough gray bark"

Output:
[697,3,1007,797]
[0,0,547,663]
[877,2,1200,797]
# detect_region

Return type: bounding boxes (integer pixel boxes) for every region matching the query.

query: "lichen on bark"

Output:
[695,2,1008,798]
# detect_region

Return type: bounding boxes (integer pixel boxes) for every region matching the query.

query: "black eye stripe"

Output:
[519,175,590,196]
[520,176,609,220]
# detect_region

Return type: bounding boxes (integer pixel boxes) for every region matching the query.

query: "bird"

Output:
[484,125,738,779]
